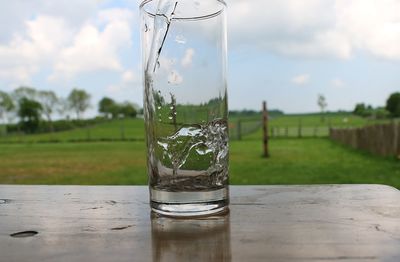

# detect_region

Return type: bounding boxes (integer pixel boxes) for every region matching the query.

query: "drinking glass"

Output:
[140,0,229,216]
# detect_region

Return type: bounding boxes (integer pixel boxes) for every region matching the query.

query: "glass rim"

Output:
[139,0,226,21]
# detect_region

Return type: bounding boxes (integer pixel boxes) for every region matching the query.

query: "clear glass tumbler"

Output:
[140,0,229,217]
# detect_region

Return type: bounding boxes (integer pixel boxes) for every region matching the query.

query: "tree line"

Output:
[0,87,138,134]
[353,92,400,119]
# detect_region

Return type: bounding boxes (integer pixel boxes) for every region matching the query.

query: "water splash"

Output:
[146,0,178,74]
[156,119,228,178]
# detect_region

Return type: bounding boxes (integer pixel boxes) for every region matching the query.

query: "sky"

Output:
[1,0,400,116]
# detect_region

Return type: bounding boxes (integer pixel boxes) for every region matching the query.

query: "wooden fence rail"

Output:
[330,123,400,158]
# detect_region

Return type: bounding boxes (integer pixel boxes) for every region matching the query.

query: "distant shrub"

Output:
[5,117,111,134]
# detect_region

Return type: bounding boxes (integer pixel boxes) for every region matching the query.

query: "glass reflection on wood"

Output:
[151,212,231,262]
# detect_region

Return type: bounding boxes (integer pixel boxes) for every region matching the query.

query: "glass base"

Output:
[150,187,229,217]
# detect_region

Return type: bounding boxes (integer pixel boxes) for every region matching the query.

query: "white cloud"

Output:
[0,0,103,43]
[0,15,73,85]
[335,0,400,60]
[229,0,400,60]
[181,48,195,67]
[49,8,134,80]
[106,69,141,95]
[105,68,143,108]
[97,8,134,24]
[122,70,138,84]
[292,74,310,85]
[0,5,135,85]
[331,78,345,88]
[168,70,183,85]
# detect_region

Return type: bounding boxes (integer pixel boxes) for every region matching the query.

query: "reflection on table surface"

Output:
[151,211,231,262]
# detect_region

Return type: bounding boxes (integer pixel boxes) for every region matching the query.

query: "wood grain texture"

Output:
[0,185,399,262]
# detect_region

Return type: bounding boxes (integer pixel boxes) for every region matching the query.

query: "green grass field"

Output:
[0,118,145,143]
[0,138,399,188]
[0,114,398,188]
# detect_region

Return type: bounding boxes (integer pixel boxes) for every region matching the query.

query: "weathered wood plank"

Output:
[0,185,399,262]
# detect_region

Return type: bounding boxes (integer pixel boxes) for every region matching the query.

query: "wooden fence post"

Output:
[262,101,269,157]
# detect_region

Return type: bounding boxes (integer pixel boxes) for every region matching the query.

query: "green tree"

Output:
[317,94,327,122]
[13,86,37,101]
[56,97,70,120]
[374,107,390,119]
[11,87,39,132]
[0,91,15,135]
[18,98,42,133]
[353,103,366,116]
[386,92,400,117]
[67,88,91,119]
[98,97,116,118]
[118,102,137,118]
[353,103,376,118]
[38,90,58,131]
[0,91,15,124]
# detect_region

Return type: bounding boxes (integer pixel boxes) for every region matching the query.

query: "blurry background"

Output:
[0,0,399,187]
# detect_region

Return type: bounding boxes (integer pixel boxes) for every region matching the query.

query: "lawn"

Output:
[0,118,146,143]
[1,114,398,188]
[1,138,399,188]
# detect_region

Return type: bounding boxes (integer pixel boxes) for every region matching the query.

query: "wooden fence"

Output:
[330,123,400,158]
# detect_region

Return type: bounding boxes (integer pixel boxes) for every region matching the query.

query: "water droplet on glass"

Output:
[168,117,173,120]
[169,106,173,110]
[144,24,149,32]
[175,35,186,44]
[157,106,161,110]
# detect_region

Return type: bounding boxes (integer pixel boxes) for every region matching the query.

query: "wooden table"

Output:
[0,185,399,262]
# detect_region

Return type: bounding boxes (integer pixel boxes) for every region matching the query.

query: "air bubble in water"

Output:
[175,35,186,44]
